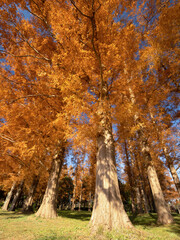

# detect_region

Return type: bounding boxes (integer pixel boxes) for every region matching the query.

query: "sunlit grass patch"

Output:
[0,210,179,240]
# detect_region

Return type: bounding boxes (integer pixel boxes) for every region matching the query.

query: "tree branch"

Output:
[0,134,15,143]
[69,0,92,19]
[0,49,50,61]
[10,94,58,104]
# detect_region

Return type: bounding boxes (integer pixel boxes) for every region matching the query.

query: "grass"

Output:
[0,210,179,240]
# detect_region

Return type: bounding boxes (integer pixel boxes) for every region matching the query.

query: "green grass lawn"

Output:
[0,210,179,240]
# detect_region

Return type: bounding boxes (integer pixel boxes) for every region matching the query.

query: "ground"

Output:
[0,210,179,240]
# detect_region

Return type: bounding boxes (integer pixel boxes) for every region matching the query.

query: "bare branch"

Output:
[68,0,92,19]
[10,94,58,104]
[0,50,50,61]
[0,134,15,143]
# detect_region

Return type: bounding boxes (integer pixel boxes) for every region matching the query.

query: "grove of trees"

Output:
[0,0,179,231]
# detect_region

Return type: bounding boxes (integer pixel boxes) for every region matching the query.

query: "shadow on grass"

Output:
[0,210,33,219]
[129,213,157,226]
[130,212,180,238]
[58,210,91,221]
[167,214,180,237]
[35,234,70,240]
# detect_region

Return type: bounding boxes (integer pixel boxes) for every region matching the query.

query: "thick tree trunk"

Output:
[149,110,180,197]
[90,126,133,230]
[8,180,24,211]
[35,147,64,218]
[23,175,39,212]
[140,136,173,224]
[147,164,173,224]
[2,182,16,211]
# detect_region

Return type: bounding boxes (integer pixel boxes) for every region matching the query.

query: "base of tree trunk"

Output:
[157,214,174,225]
[35,148,65,219]
[22,206,34,213]
[2,182,16,211]
[35,203,58,218]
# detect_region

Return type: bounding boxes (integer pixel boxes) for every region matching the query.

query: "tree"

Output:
[0,0,179,229]
[35,143,65,218]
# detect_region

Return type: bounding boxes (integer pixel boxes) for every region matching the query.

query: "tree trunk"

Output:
[147,164,173,224]
[23,175,39,212]
[140,184,150,213]
[130,194,136,214]
[163,146,180,196]
[90,125,133,230]
[140,136,173,224]
[78,193,82,211]
[2,182,16,211]
[169,164,180,196]
[35,147,64,218]
[147,182,156,212]
[124,141,136,213]
[149,110,180,197]
[88,192,92,211]
[71,186,76,211]
[135,187,143,213]
[8,180,24,211]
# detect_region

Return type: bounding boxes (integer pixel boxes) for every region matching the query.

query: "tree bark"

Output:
[90,125,133,230]
[124,141,136,213]
[78,193,82,211]
[147,164,173,224]
[35,147,64,218]
[8,180,24,211]
[2,182,16,211]
[169,164,180,196]
[71,185,76,211]
[88,192,92,212]
[149,110,180,197]
[147,181,156,212]
[139,134,173,224]
[163,147,180,196]
[23,175,39,212]
[140,184,150,213]
[135,187,143,213]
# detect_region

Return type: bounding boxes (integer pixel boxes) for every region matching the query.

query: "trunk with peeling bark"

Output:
[90,124,133,230]
[8,180,24,211]
[141,139,173,224]
[23,176,39,212]
[2,182,16,211]
[35,147,64,218]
